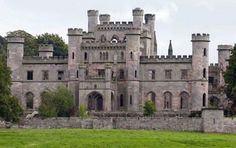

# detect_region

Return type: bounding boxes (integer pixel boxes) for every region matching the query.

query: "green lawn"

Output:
[0,129,236,148]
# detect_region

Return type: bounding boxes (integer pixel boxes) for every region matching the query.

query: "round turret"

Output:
[132,8,144,29]
[145,14,155,24]
[87,10,99,32]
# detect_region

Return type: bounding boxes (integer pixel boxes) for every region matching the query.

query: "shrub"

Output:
[38,86,74,117]
[143,100,156,116]
[78,104,88,118]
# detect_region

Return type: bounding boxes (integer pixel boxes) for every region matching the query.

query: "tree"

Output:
[0,54,23,122]
[7,30,38,56]
[38,86,74,117]
[37,33,68,56]
[143,100,156,116]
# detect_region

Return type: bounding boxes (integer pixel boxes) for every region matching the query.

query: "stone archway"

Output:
[147,91,156,105]
[87,92,103,111]
[180,91,189,109]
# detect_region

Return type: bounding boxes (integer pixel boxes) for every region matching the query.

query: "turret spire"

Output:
[168,40,173,56]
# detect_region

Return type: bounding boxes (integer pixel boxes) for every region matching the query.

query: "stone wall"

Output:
[16,117,202,132]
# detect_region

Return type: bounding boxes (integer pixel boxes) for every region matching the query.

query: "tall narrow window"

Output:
[135,70,137,78]
[130,95,133,105]
[120,94,124,107]
[84,52,88,61]
[76,70,79,78]
[148,70,155,80]
[100,52,102,60]
[121,52,124,60]
[27,71,33,80]
[181,69,188,80]
[203,48,207,56]
[203,68,206,78]
[106,52,108,60]
[119,69,125,79]
[72,52,75,59]
[203,93,206,107]
[130,52,133,59]
[165,69,172,80]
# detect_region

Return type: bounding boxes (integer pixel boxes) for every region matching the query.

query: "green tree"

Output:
[37,33,68,56]
[224,45,236,102]
[39,86,74,117]
[7,30,38,56]
[0,54,23,122]
[0,35,7,55]
[143,100,156,116]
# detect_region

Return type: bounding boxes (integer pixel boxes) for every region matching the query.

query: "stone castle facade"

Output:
[7,8,232,112]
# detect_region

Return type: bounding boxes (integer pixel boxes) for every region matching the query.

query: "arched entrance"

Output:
[147,91,156,105]
[87,92,103,111]
[180,92,189,109]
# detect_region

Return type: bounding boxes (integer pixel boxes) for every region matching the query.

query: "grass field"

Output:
[0,129,236,148]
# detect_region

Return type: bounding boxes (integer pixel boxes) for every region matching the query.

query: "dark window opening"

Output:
[130,52,133,59]
[58,71,64,80]
[77,70,79,78]
[120,94,124,107]
[72,52,75,59]
[203,93,206,107]
[203,48,207,56]
[42,70,49,80]
[27,71,33,80]
[119,69,125,79]
[209,76,214,84]
[203,68,206,78]
[84,52,88,61]
[135,70,137,78]
[130,95,133,105]
[165,69,172,80]
[121,52,124,60]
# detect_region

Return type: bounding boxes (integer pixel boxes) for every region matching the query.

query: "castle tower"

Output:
[125,28,141,111]
[67,28,83,106]
[191,33,210,111]
[218,45,232,87]
[7,35,24,106]
[132,8,144,29]
[99,14,110,24]
[87,10,98,33]
[145,14,156,55]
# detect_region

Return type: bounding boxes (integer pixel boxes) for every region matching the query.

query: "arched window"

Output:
[180,92,189,109]
[111,35,119,43]
[119,69,125,79]
[123,36,127,42]
[130,52,133,59]
[72,52,75,59]
[203,93,206,107]
[147,92,156,105]
[203,48,207,56]
[120,94,124,107]
[84,52,88,61]
[203,68,206,78]
[121,52,124,60]
[26,92,34,109]
[164,92,172,109]
[106,52,109,60]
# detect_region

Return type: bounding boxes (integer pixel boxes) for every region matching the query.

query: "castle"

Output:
[6,8,232,112]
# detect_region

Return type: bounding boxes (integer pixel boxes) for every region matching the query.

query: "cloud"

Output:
[157,2,179,23]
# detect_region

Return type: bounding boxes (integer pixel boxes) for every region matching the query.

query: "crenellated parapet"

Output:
[217,45,233,51]
[97,22,133,31]
[126,28,141,35]
[68,28,83,36]
[7,33,24,44]
[81,41,126,50]
[87,10,99,16]
[140,55,192,63]
[209,63,219,71]
[191,33,210,42]
[82,32,95,39]
[38,44,53,52]
[23,56,68,64]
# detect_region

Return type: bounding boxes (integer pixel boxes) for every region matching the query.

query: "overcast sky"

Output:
[0,0,236,63]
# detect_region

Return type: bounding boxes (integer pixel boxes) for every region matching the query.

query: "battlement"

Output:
[133,8,144,16]
[82,32,95,39]
[209,63,219,71]
[87,10,99,16]
[97,22,133,31]
[23,56,68,64]
[217,45,233,51]
[68,28,83,36]
[191,33,210,42]
[99,14,110,23]
[7,35,24,44]
[81,41,126,50]
[140,55,192,63]
[38,44,53,52]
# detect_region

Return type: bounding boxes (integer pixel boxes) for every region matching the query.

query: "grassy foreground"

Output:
[0,129,236,148]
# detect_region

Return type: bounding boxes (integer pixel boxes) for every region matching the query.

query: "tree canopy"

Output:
[0,54,23,122]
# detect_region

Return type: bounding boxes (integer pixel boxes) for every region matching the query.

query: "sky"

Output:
[0,0,236,63]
